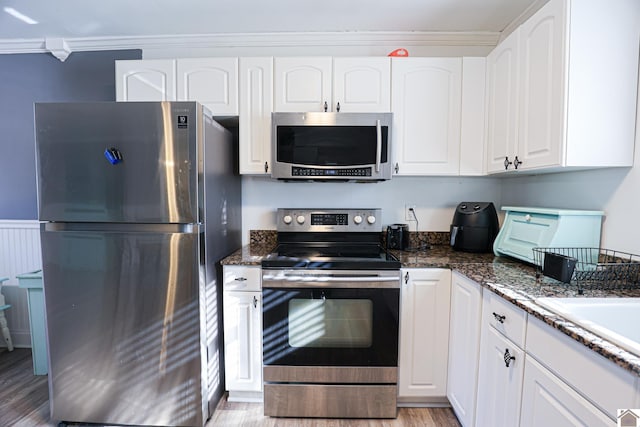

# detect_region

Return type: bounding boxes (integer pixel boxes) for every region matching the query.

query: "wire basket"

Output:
[532,247,640,292]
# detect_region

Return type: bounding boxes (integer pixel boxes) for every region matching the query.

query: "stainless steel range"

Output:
[261,208,400,419]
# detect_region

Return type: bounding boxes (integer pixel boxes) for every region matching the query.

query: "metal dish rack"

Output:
[532,247,640,292]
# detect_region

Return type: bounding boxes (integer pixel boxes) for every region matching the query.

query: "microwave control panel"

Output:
[291,166,372,178]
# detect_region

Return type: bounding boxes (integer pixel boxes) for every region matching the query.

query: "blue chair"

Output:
[0,277,14,351]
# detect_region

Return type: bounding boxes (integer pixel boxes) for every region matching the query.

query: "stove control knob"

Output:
[296,215,306,224]
[367,215,376,224]
[283,215,293,225]
[353,215,363,225]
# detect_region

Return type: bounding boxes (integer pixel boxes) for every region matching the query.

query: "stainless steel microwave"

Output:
[271,112,393,181]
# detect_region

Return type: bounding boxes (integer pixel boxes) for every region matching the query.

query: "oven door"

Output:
[262,270,400,367]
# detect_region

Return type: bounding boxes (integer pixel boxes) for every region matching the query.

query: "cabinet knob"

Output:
[336,102,341,112]
[395,163,399,174]
[503,156,513,170]
[264,162,269,173]
[503,348,516,368]
[324,101,328,112]
[513,156,523,169]
[253,296,258,308]
[404,271,409,284]
[492,312,506,323]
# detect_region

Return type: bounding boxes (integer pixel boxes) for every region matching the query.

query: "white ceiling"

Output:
[1,0,541,40]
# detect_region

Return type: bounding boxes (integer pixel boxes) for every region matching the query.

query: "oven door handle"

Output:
[375,119,382,173]
[262,272,400,288]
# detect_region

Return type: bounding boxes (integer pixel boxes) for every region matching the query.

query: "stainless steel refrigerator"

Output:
[34,101,241,426]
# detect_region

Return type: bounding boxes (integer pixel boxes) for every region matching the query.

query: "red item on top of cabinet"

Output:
[388,48,409,57]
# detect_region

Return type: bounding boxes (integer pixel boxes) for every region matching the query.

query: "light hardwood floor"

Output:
[0,348,461,426]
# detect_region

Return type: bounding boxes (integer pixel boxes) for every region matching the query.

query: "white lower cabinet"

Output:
[454,274,640,427]
[520,356,612,427]
[398,268,451,401]
[525,315,639,420]
[475,324,525,427]
[447,272,483,426]
[475,287,527,427]
[222,266,263,402]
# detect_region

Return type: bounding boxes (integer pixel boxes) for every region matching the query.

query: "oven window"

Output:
[263,287,399,367]
[289,299,373,348]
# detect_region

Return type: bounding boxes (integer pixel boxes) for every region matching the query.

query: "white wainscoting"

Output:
[0,220,42,348]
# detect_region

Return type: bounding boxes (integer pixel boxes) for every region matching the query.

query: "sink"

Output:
[535,297,640,357]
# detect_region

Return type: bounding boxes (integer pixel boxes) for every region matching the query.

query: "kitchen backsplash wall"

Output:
[240,175,503,245]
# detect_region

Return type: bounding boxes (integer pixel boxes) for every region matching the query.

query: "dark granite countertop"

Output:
[220,243,640,377]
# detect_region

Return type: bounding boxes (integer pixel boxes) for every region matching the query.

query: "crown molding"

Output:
[0,31,500,57]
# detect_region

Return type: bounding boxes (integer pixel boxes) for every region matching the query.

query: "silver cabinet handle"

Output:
[394,162,399,174]
[264,162,269,173]
[504,348,516,368]
[323,101,328,112]
[492,312,506,323]
[253,296,258,308]
[336,102,341,112]
[503,156,513,170]
[513,156,523,169]
[234,277,247,282]
[404,272,409,284]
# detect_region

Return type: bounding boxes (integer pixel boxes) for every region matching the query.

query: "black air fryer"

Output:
[450,202,499,253]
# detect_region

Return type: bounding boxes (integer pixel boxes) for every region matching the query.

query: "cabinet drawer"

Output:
[526,315,638,419]
[483,290,527,348]
[223,266,261,291]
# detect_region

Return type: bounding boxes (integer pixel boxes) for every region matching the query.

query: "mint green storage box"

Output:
[17,270,47,375]
[493,207,604,264]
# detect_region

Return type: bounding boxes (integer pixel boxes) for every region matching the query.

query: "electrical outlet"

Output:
[405,204,416,221]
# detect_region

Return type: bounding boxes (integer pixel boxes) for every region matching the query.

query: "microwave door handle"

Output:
[376,119,382,173]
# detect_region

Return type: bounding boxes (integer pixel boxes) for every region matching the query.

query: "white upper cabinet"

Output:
[332,57,391,112]
[274,57,390,112]
[116,58,238,116]
[391,57,462,175]
[459,57,487,176]
[115,59,176,101]
[486,0,639,174]
[176,58,238,115]
[486,30,520,173]
[274,57,332,112]
[239,57,273,175]
[516,0,564,170]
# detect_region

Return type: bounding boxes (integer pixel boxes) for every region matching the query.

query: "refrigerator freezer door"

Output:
[35,102,201,223]
[41,225,206,426]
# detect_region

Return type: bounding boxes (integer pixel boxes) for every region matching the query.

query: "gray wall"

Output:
[0,50,141,219]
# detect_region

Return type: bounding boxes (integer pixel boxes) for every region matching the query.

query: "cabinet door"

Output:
[332,57,390,112]
[475,326,525,427]
[274,57,332,112]
[223,291,262,393]
[459,57,487,176]
[398,268,451,397]
[176,58,238,115]
[520,356,612,427]
[239,57,273,175]
[115,59,176,101]
[447,272,483,427]
[485,30,520,173]
[391,58,462,175]
[517,0,566,170]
